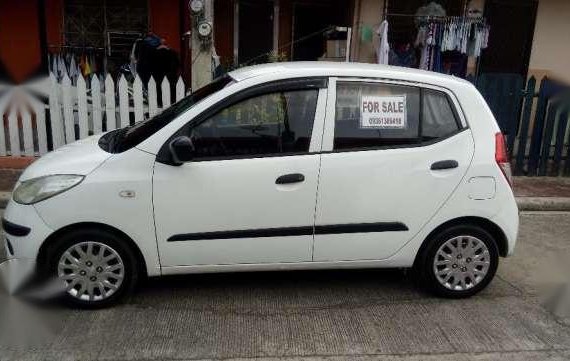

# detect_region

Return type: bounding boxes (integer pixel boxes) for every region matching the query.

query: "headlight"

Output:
[13,175,84,205]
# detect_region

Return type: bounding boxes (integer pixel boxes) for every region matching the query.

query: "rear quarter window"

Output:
[422,89,462,141]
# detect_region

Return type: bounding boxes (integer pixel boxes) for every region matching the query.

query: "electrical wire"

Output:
[238,25,337,67]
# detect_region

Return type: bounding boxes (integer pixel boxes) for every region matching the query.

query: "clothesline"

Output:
[386,15,487,29]
[48,44,106,51]
[367,15,486,30]
[384,13,486,22]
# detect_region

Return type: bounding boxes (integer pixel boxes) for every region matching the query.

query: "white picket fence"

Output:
[0,73,187,157]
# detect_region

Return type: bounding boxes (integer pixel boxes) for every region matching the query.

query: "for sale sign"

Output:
[360,95,407,129]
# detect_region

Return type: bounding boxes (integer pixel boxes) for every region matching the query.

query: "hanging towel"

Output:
[84,55,92,76]
[57,54,68,80]
[79,54,86,76]
[376,20,390,65]
[360,25,373,43]
[69,56,78,83]
[49,54,56,75]
[90,54,97,74]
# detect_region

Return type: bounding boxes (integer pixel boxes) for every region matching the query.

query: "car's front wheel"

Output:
[415,224,499,298]
[45,228,139,308]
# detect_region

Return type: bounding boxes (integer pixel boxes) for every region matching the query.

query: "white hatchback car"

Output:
[2,62,518,307]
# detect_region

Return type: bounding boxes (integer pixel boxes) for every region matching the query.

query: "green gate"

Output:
[476,74,570,177]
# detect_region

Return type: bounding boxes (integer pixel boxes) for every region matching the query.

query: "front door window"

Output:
[188,89,319,160]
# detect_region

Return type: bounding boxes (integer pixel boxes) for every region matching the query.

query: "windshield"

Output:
[99,74,234,153]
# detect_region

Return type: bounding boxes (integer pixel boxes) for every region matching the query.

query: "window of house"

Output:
[188,89,318,160]
[63,0,148,74]
[334,82,420,150]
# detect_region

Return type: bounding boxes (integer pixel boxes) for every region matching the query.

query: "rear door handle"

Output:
[276,173,305,184]
[431,160,459,170]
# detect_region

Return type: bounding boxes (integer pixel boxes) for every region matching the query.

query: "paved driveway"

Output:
[1,211,569,360]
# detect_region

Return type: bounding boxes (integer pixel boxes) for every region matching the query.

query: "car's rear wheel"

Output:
[415,224,499,298]
[45,228,138,308]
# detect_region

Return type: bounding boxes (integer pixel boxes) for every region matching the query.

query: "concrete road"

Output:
[1,211,569,361]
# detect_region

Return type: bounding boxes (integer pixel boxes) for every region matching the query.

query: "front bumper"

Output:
[2,199,54,265]
[1,199,54,294]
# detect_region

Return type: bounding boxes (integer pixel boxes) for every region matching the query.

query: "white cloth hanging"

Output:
[376,20,390,65]
[69,56,78,82]
[51,54,58,77]
[57,54,67,80]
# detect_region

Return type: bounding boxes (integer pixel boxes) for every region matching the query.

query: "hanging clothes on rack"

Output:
[57,54,67,80]
[68,55,79,85]
[425,16,490,57]
[49,54,58,77]
[407,16,490,73]
[376,20,390,65]
[47,45,105,81]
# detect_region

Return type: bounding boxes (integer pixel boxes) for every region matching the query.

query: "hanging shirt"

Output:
[90,54,97,73]
[50,54,57,75]
[84,57,92,76]
[69,56,78,82]
[415,25,429,70]
[376,20,390,65]
[57,54,67,80]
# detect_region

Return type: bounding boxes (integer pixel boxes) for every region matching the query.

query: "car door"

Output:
[313,78,474,262]
[153,79,327,267]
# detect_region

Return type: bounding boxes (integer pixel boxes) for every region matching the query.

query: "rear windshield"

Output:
[99,75,234,153]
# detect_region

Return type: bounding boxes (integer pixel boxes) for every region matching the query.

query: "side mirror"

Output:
[168,136,195,165]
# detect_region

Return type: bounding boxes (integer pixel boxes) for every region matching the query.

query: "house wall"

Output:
[214,0,235,68]
[352,0,385,63]
[149,0,182,53]
[45,0,63,48]
[0,0,43,83]
[528,0,570,83]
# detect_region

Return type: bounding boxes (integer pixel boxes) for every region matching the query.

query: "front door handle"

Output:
[276,173,305,184]
[431,160,459,170]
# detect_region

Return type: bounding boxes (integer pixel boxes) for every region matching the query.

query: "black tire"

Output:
[414,224,499,298]
[44,228,139,308]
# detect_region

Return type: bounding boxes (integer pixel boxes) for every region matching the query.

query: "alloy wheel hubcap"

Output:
[433,235,491,291]
[57,242,125,302]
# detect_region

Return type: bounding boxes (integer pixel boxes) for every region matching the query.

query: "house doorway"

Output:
[479,0,538,79]
[292,3,332,61]
[237,0,274,65]
[291,0,351,61]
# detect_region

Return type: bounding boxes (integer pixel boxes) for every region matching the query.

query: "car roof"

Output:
[228,61,473,88]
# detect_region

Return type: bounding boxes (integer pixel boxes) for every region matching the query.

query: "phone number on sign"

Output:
[366,117,403,126]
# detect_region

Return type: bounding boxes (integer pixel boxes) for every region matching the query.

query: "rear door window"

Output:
[334,82,420,150]
[333,81,461,151]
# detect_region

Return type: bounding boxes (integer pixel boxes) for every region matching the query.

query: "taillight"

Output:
[495,132,512,187]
